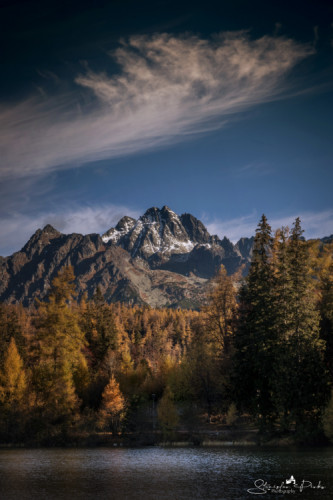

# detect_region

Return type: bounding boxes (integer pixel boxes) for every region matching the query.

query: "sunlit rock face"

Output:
[101,205,250,278]
[0,207,255,308]
[103,206,197,258]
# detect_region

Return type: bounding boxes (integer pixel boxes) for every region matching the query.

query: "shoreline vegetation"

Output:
[0,423,325,448]
[0,428,330,448]
[0,216,332,448]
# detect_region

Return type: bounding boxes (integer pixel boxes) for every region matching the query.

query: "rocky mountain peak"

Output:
[180,213,211,244]
[131,206,193,258]
[115,216,136,232]
[100,207,257,274]
[41,224,60,235]
[140,205,178,225]
[235,236,255,260]
[1,206,331,308]
[220,236,235,254]
[21,224,61,258]
[102,216,136,244]
[0,206,264,308]
[103,206,196,258]
[141,206,161,223]
[160,205,178,219]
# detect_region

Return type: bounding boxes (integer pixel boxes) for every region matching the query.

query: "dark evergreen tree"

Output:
[234,215,278,429]
[274,219,329,437]
[319,257,333,383]
[270,227,294,428]
[81,287,118,368]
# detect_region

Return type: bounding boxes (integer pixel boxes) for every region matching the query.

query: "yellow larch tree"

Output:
[0,337,28,439]
[99,376,126,433]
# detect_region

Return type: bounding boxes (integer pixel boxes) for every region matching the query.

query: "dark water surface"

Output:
[0,446,332,499]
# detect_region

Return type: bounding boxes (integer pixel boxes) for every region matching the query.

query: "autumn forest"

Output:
[0,216,332,446]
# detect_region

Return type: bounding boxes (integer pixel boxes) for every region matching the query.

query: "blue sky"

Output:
[1,0,333,255]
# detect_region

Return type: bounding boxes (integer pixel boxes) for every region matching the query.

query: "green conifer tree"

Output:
[234,215,277,429]
[274,219,329,436]
[319,256,333,382]
[81,287,118,368]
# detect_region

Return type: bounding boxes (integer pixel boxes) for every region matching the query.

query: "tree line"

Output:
[0,216,332,445]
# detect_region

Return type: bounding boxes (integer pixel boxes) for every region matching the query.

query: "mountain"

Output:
[102,206,251,278]
[0,206,253,308]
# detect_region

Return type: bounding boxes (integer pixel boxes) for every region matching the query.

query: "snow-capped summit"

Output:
[102,216,136,244]
[0,206,258,307]
[102,205,252,278]
[102,205,212,258]
[1,205,330,308]
[100,206,249,278]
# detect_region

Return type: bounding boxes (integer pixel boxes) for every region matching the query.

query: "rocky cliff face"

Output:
[0,206,253,308]
[102,206,198,258]
[102,206,250,278]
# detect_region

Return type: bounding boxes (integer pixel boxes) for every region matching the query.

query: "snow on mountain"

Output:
[1,206,331,308]
[0,206,257,307]
[102,216,136,243]
[102,206,207,258]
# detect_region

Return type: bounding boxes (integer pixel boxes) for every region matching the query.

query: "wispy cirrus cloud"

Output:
[0,32,314,180]
[205,212,258,242]
[234,162,274,178]
[205,209,333,243]
[0,204,141,257]
[269,210,333,239]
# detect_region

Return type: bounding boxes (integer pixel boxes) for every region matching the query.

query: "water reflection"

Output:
[0,447,332,499]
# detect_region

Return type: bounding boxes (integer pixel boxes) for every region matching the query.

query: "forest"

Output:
[0,216,332,446]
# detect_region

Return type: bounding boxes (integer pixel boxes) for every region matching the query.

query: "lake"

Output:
[0,446,332,499]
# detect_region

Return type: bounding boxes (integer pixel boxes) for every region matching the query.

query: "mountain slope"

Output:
[102,206,249,278]
[0,206,253,308]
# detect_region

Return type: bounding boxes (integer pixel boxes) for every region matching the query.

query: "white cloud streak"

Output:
[0,204,141,257]
[0,32,313,180]
[206,210,333,243]
[234,162,274,178]
[206,212,259,242]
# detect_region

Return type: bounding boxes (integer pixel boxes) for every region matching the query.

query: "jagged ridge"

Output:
[101,205,251,277]
[0,206,254,308]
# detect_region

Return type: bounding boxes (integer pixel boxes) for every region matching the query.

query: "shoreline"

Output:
[0,433,331,449]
